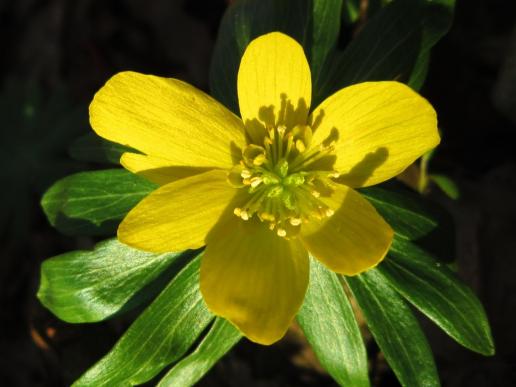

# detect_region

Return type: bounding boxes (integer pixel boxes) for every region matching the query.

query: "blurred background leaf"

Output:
[0,78,86,244]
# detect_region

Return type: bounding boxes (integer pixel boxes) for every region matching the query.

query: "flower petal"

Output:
[90,71,246,169]
[238,32,311,142]
[121,152,211,186]
[118,170,236,253]
[201,216,309,345]
[301,184,393,276]
[309,81,439,187]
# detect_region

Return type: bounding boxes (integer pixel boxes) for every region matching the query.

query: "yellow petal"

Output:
[118,170,235,253]
[90,71,246,169]
[238,32,311,143]
[121,152,211,186]
[309,81,439,187]
[301,184,393,276]
[201,216,309,345]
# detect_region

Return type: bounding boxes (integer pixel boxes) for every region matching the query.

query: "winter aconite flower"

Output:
[89,32,439,345]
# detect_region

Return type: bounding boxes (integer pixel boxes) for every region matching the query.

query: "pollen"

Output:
[228,123,339,238]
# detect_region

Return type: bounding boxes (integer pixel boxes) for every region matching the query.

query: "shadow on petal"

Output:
[337,147,389,187]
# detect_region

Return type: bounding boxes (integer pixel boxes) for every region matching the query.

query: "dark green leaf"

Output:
[210,0,343,113]
[378,238,494,355]
[408,0,456,89]
[0,78,85,241]
[74,256,213,387]
[342,0,360,25]
[314,0,423,105]
[297,258,369,387]
[360,184,438,240]
[158,318,241,387]
[38,238,193,323]
[41,169,157,236]
[69,133,137,165]
[345,270,439,387]
[430,174,460,200]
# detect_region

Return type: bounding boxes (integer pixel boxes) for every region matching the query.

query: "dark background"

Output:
[1,0,515,386]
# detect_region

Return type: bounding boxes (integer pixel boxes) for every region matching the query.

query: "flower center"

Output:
[228,124,338,238]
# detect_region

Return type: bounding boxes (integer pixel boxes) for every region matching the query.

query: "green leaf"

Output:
[210,0,343,113]
[314,0,423,105]
[41,169,157,236]
[157,318,241,387]
[345,269,440,387]
[430,174,460,200]
[69,133,136,165]
[74,256,213,387]
[297,258,369,387]
[342,0,360,25]
[408,0,456,90]
[378,238,494,355]
[360,184,438,240]
[38,238,193,323]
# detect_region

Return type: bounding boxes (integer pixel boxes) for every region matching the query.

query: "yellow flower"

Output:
[89,32,439,345]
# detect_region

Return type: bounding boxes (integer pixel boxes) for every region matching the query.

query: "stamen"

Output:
[290,217,302,226]
[231,121,337,238]
[241,169,252,179]
[276,228,287,237]
[250,177,263,188]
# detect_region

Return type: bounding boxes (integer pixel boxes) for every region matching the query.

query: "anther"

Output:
[241,169,252,179]
[277,228,287,237]
[250,177,263,188]
[289,217,302,226]
[240,210,249,220]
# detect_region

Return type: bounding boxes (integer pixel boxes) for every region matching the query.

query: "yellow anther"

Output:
[250,177,263,188]
[241,169,252,179]
[233,121,337,238]
[289,217,302,226]
[277,228,287,237]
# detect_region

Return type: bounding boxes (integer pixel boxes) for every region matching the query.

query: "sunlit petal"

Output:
[301,183,393,275]
[201,216,309,345]
[90,71,246,168]
[310,81,439,187]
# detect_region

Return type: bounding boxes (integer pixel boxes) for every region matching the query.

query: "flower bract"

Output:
[89,32,439,345]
